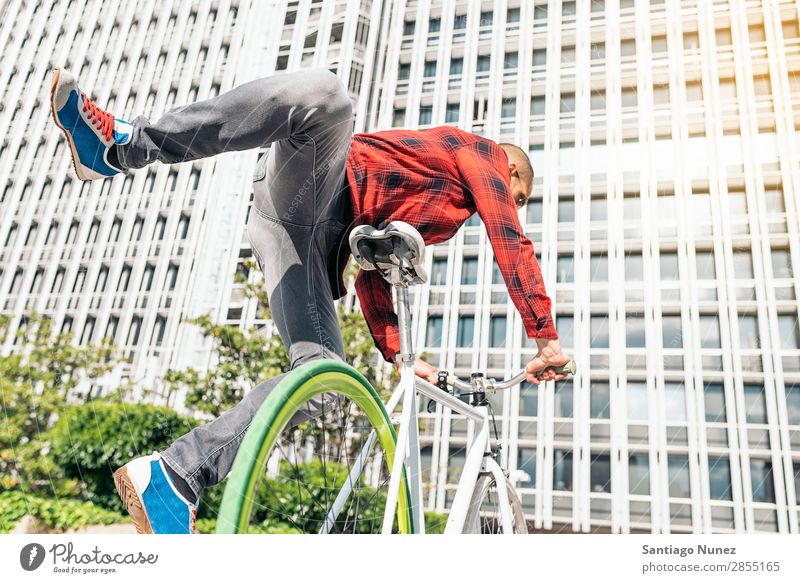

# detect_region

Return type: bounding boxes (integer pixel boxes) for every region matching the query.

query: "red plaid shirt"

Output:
[331,126,558,363]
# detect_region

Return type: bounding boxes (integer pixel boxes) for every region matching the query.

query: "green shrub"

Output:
[0,491,125,533]
[47,401,198,512]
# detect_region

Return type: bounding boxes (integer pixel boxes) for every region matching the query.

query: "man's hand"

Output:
[394,357,439,384]
[525,338,572,385]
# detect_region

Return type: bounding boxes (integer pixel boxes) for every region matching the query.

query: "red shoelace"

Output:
[81,92,115,142]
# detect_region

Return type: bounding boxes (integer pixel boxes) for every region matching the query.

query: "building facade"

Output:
[2,0,799,533]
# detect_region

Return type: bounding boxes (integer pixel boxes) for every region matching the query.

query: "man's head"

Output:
[498,143,534,208]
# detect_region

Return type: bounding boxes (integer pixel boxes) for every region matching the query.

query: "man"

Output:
[50,66,572,534]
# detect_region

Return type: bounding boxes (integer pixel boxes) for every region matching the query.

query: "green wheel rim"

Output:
[216,359,413,533]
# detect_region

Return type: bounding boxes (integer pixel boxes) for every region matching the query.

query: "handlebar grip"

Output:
[534,359,577,379]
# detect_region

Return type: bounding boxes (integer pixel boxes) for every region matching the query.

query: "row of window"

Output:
[542,449,792,505]
[428,248,794,288]
[7,260,181,297]
[424,311,800,352]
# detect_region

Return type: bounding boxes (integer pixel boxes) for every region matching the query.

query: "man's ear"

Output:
[508,161,518,177]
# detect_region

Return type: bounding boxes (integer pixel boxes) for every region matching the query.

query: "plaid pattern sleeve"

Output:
[354,268,401,363]
[454,140,558,340]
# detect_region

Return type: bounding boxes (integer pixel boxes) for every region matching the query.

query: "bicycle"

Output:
[215,221,576,534]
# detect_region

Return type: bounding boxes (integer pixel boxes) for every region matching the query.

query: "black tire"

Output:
[462,473,528,534]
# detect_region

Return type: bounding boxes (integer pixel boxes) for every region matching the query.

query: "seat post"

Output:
[391,264,415,366]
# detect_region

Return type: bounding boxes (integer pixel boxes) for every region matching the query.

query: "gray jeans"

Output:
[116,68,354,500]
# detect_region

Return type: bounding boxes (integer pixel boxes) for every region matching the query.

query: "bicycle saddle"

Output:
[348,221,428,286]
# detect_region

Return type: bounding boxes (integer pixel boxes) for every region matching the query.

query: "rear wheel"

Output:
[462,473,528,534]
[216,360,413,534]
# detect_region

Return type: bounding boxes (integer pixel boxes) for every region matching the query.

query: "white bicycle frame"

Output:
[320,267,515,535]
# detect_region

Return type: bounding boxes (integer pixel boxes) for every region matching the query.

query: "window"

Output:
[504,51,518,69]
[665,382,687,422]
[621,38,636,57]
[684,31,699,50]
[423,60,437,77]
[489,316,506,348]
[461,258,478,284]
[621,455,649,501]
[590,254,608,282]
[449,58,463,75]
[476,55,491,72]
[772,249,793,279]
[750,460,775,503]
[794,461,800,501]
[426,316,443,347]
[501,98,516,119]
[398,63,411,80]
[166,263,178,291]
[660,253,679,280]
[392,108,406,127]
[708,457,733,501]
[402,20,415,35]
[591,41,605,60]
[553,450,573,491]
[591,316,609,348]
[487,261,502,285]
[454,14,467,30]
[479,10,493,26]
[530,95,545,116]
[621,87,638,108]
[418,106,432,125]
[591,90,606,111]
[787,384,800,425]
[778,314,800,349]
[556,316,574,348]
[744,384,767,423]
[704,383,727,423]
[555,381,573,417]
[700,315,721,349]
[430,258,448,285]
[695,251,716,280]
[127,316,142,345]
[686,81,703,102]
[627,382,648,421]
[532,49,546,67]
[558,198,575,222]
[428,17,440,33]
[662,316,683,349]
[517,448,535,487]
[527,199,543,223]
[667,455,691,498]
[560,93,575,114]
[507,7,520,23]
[653,83,670,106]
[738,315,760,349]
[626,314,646,348]
[520,383,538,416]
[456,316,474,347]
[625,253,644,281]
[591,454,611,493]
[557,255,574,283]
[591,381,610,419]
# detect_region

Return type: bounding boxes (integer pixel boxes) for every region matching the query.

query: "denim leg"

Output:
[115,67,353,171]
[159,72,354,498]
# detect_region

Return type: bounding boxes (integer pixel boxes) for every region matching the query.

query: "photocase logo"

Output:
[19,543,46,571]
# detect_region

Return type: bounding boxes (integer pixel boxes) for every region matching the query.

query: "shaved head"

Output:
[498,143,534,194]
[498,142,533,190]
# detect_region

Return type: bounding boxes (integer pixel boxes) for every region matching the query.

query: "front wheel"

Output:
[463,473,528,533]
[215,360,413,534]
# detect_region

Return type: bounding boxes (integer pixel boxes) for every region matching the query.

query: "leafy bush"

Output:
[0,491,125,533]
[47,401,198,512]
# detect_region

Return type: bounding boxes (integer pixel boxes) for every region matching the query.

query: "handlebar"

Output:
[445,360,577,393]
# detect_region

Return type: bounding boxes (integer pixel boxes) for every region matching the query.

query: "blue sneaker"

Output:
[49,67,132,181]
[113,451,198,534]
